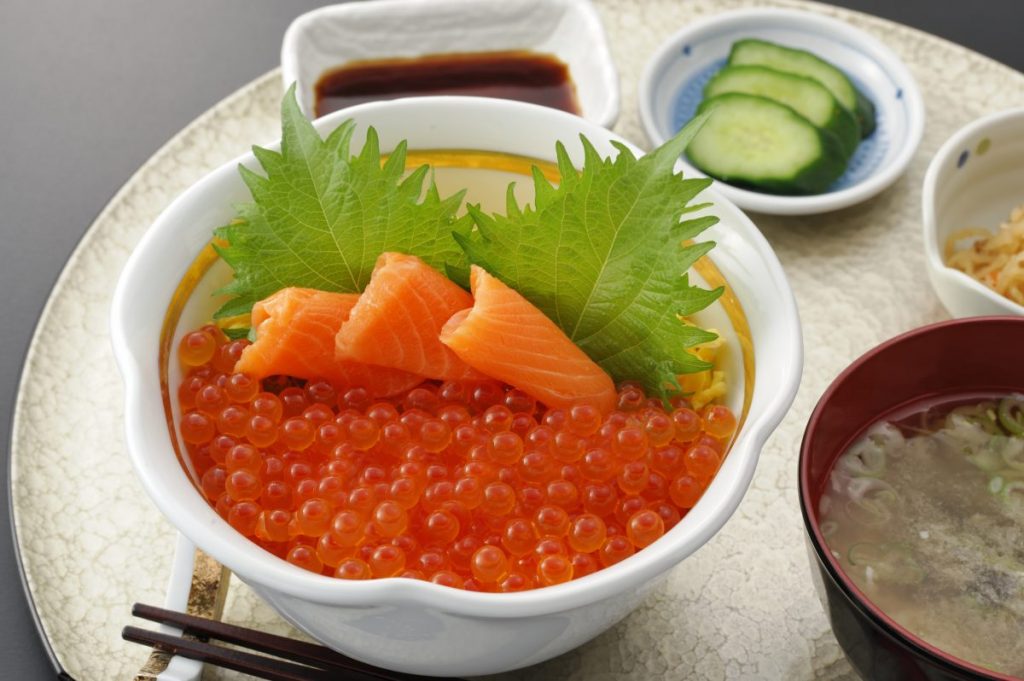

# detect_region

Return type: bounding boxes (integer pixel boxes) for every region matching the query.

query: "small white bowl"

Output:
[639,8,925,216]
[111,97,801,676]
[922,107,1024,318]
[281,0,619,128]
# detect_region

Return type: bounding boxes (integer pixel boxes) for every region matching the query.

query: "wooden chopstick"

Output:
[123,625,342,681]
[125,603,456,681]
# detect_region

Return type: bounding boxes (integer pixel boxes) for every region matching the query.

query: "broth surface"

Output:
[820,394,1024,677]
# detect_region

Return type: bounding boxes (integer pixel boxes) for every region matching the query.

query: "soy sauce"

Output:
[314,51,580,118]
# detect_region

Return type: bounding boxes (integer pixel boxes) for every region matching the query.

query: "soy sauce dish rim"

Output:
[798,316,1024,681]
[110,96,803,619]
[280,0,620,128]
[638,7,925,216]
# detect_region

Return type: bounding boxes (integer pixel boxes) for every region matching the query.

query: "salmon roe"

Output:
[177,325,736,591]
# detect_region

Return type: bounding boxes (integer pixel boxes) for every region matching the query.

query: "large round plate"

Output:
[10,0,1024,679]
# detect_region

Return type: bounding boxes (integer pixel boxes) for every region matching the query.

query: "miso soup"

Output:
[819,393,1024,677]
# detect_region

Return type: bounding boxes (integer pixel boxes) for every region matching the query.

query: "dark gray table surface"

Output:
[1,1,1021,678]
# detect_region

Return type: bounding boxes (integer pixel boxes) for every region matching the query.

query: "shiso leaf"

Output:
[456,114,723,400]
[212,85,471,319]
[221,327,252,341]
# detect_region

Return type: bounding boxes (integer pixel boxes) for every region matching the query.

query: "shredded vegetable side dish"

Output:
[945,204,1024,305]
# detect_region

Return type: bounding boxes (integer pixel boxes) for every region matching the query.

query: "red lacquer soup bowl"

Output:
[799,317,1024,681]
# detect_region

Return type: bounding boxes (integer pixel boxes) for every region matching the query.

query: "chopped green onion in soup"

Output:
[819,393,1024,677]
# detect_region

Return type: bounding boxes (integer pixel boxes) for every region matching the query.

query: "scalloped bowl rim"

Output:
[110,96,801,619]
[638,7,925,216]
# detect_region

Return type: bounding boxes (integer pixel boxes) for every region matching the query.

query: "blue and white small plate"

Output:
[639,8,924,216]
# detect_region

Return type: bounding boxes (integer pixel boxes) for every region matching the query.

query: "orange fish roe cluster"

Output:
[177,325,737,592]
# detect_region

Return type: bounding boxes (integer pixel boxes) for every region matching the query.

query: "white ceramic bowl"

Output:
[281,0,619,128]
[110,97,801,676]
[922,107,1024,318]
[639,8,925,216]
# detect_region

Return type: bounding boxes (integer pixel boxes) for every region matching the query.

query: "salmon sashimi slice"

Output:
[440,266,617,413]
[335,252,483,381]
[235,287,422,397]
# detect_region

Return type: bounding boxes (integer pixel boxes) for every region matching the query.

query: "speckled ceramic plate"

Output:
[10,1,1024,679]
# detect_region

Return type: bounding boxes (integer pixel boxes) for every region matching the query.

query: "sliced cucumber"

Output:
[728,39,876,138]
[704,65,860,158]
[853,90,877,137]
[686,93,848,195]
